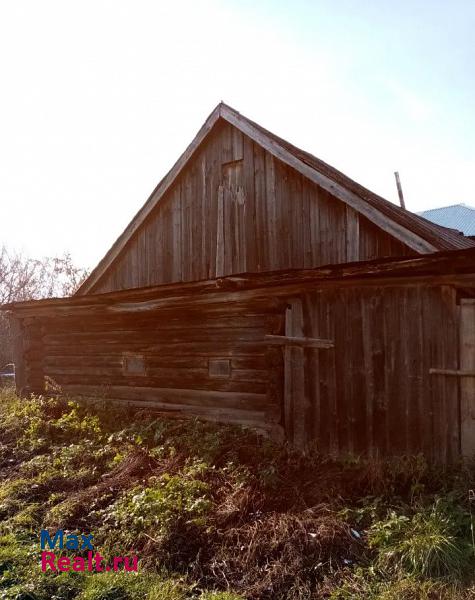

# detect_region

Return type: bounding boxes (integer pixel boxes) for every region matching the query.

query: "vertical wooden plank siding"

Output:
[283,298,308,449]
[360,297,375,455]
[460,299,475,458]
[441,287,459,462]
[287,283,460,460]
[215,185,225,277]
[345,206,360,262]
[90,121,415,294]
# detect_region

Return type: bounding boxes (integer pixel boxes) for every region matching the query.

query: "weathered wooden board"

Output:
[460,300,475,458]
[284,284,461,460]
[88,121,414,294]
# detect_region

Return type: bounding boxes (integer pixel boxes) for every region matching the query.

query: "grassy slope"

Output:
[0,387,474,599]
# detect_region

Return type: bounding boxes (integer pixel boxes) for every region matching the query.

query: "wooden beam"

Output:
[430,368,475,377]
[5,247,475,315]
[265,334,334,349]
[5,271,475,320]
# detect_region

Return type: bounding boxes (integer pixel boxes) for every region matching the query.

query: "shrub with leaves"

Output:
[100,462,212,548]
[1,388,475,598]
[369,499,473,578]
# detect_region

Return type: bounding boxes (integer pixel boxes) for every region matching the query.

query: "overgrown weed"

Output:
[0,387,475,598]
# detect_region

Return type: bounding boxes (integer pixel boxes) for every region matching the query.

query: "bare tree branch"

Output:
[0,247,89,366]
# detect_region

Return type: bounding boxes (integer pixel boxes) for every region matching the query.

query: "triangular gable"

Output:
[77,103,473,294]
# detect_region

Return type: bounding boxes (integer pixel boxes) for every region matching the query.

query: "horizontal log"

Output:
[43,314,276,334]
[44,342,267,356]
[7,263,475,320]
[232,369,269,383]
[44,355,204,369]
[47,373,267,394]
[6,294,281,319]
[43,355,270,371]
[43,328,266,345]
[60,384,277,415]
[47,366,208,377]
[71,396,279,430]
[45,365,269,383]
[24,359,43,367]
[265,335,334,349]
[106,296,275,314]
[231,356,268,369]
[23,350,44,360]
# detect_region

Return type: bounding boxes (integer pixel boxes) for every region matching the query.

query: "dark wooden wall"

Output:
[90,120,413,294]
[27,301,284,434]
[284,284,460,462]
[12,276,465,462]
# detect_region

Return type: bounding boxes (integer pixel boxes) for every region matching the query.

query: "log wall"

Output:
[32,302,285,434]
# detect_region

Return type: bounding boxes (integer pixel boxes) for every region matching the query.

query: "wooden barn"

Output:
[4,103,475,462]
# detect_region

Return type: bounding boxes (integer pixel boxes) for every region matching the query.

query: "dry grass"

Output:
[197,509,363,599]
[0,390,474,599]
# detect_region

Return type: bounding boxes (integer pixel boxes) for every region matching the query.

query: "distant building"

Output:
[418,204,475,239]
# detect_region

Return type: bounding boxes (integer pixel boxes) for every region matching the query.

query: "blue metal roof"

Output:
[418,204,475,237]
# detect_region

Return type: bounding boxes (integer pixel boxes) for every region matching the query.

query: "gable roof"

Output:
[77,103,474,295]
[418,204,475,237]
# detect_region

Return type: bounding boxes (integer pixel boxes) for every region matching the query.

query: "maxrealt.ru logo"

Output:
[40,530,138,572]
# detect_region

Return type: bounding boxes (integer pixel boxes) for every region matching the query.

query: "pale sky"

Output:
[0,0,474,269]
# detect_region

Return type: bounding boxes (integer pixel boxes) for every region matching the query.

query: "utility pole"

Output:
[394,171,406,210]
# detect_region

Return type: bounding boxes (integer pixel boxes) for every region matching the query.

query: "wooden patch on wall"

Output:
[209,358,231,378]
[122,352,146,376]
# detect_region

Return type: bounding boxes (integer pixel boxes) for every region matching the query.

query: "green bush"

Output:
[369,499,473,578]
[101,462,212,547]
[1,389,475,599]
